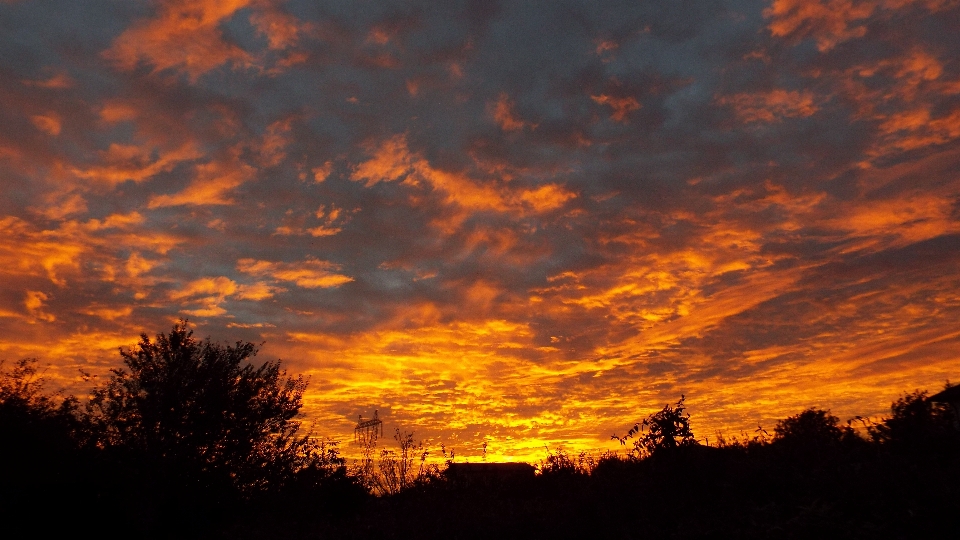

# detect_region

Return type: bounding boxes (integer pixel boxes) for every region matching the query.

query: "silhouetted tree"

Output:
[0,358,88,520]
[0,358,78,424]
[86,321,322,498]
[869,389,958,450]
[773,408,847,445]
[613,395,696,457]
[769,407,865,464]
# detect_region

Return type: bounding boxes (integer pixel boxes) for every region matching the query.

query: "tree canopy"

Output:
[86,321,321,496]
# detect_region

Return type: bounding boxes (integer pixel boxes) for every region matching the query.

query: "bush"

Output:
[613,395,696,458]
[869,389,958,451]
[773,408,846,445]
[352,428,439,495]
[539,447,598,476]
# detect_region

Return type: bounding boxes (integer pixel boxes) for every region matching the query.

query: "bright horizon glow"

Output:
[1,0,959,463]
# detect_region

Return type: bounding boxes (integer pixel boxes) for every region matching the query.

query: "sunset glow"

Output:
[2,0,959,462]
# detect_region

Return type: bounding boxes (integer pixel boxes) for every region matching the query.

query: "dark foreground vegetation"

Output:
[2,322,959,538]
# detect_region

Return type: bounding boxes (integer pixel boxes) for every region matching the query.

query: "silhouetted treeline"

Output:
[0,322,363,537]
[2,323,959,538]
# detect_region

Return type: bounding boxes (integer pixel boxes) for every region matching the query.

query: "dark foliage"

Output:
[0,358,79,476]
[0,359,97,532]
[774,407,846,444]
[868,389,958,452]
[228,389,959,540]
[538,447,598,477]
[613,395,697,457]
[770,408,867,462]
[4,333,960,538]
[0,322,363,535]
[86,321,318,500]
[0,358,81,442]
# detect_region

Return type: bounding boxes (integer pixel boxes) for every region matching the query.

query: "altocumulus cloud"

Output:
[0,0,959,460]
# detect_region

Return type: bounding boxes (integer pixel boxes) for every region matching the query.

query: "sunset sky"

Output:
[2,0,960,461]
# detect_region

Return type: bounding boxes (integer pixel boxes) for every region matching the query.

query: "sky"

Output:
[1,0,959,461]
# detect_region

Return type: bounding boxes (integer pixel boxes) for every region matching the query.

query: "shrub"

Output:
[613,395,696,458]
[869,389,957,450]
[773,408,847,446]
[539,447,597,476]
[352,428,440,495]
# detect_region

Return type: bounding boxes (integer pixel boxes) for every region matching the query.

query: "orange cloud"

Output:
[764,0,875,51]
[169,276,238,301]
[250,8,303,50]
[125,252,156,279]
[718,89,818,123]
[350,135,577,221]
[80,305,135,321]
[312,161,333,182]
[350,135,414,187]
[591,94,641,123]
[24,290,55,322]
[103,0,255,80]
[22,72,74,89]
[765,0,950,52]
[274,204,351,237]
[238,258,353,288]
[166,276,279,317]
[31,192,88,221]
[518,184,578,212]
[30,113,61,136]
[406,79,420,96]
[829,191,960,247]
[491,94,533,131]
[258,118,293,167]
[0,213,179,290]
[366,27,392,46]
[840,47,960,157]
[311,204,348,236]
[595,40,618,54]
[879,108,932,134]
[895,47,944,87]
[236,282,282,301]
[280,314,568,460]
[73,142,202,185]
[99,101,139,123]
[852,47,945,106]
[5,0,960,465]
[148,156,254,208]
